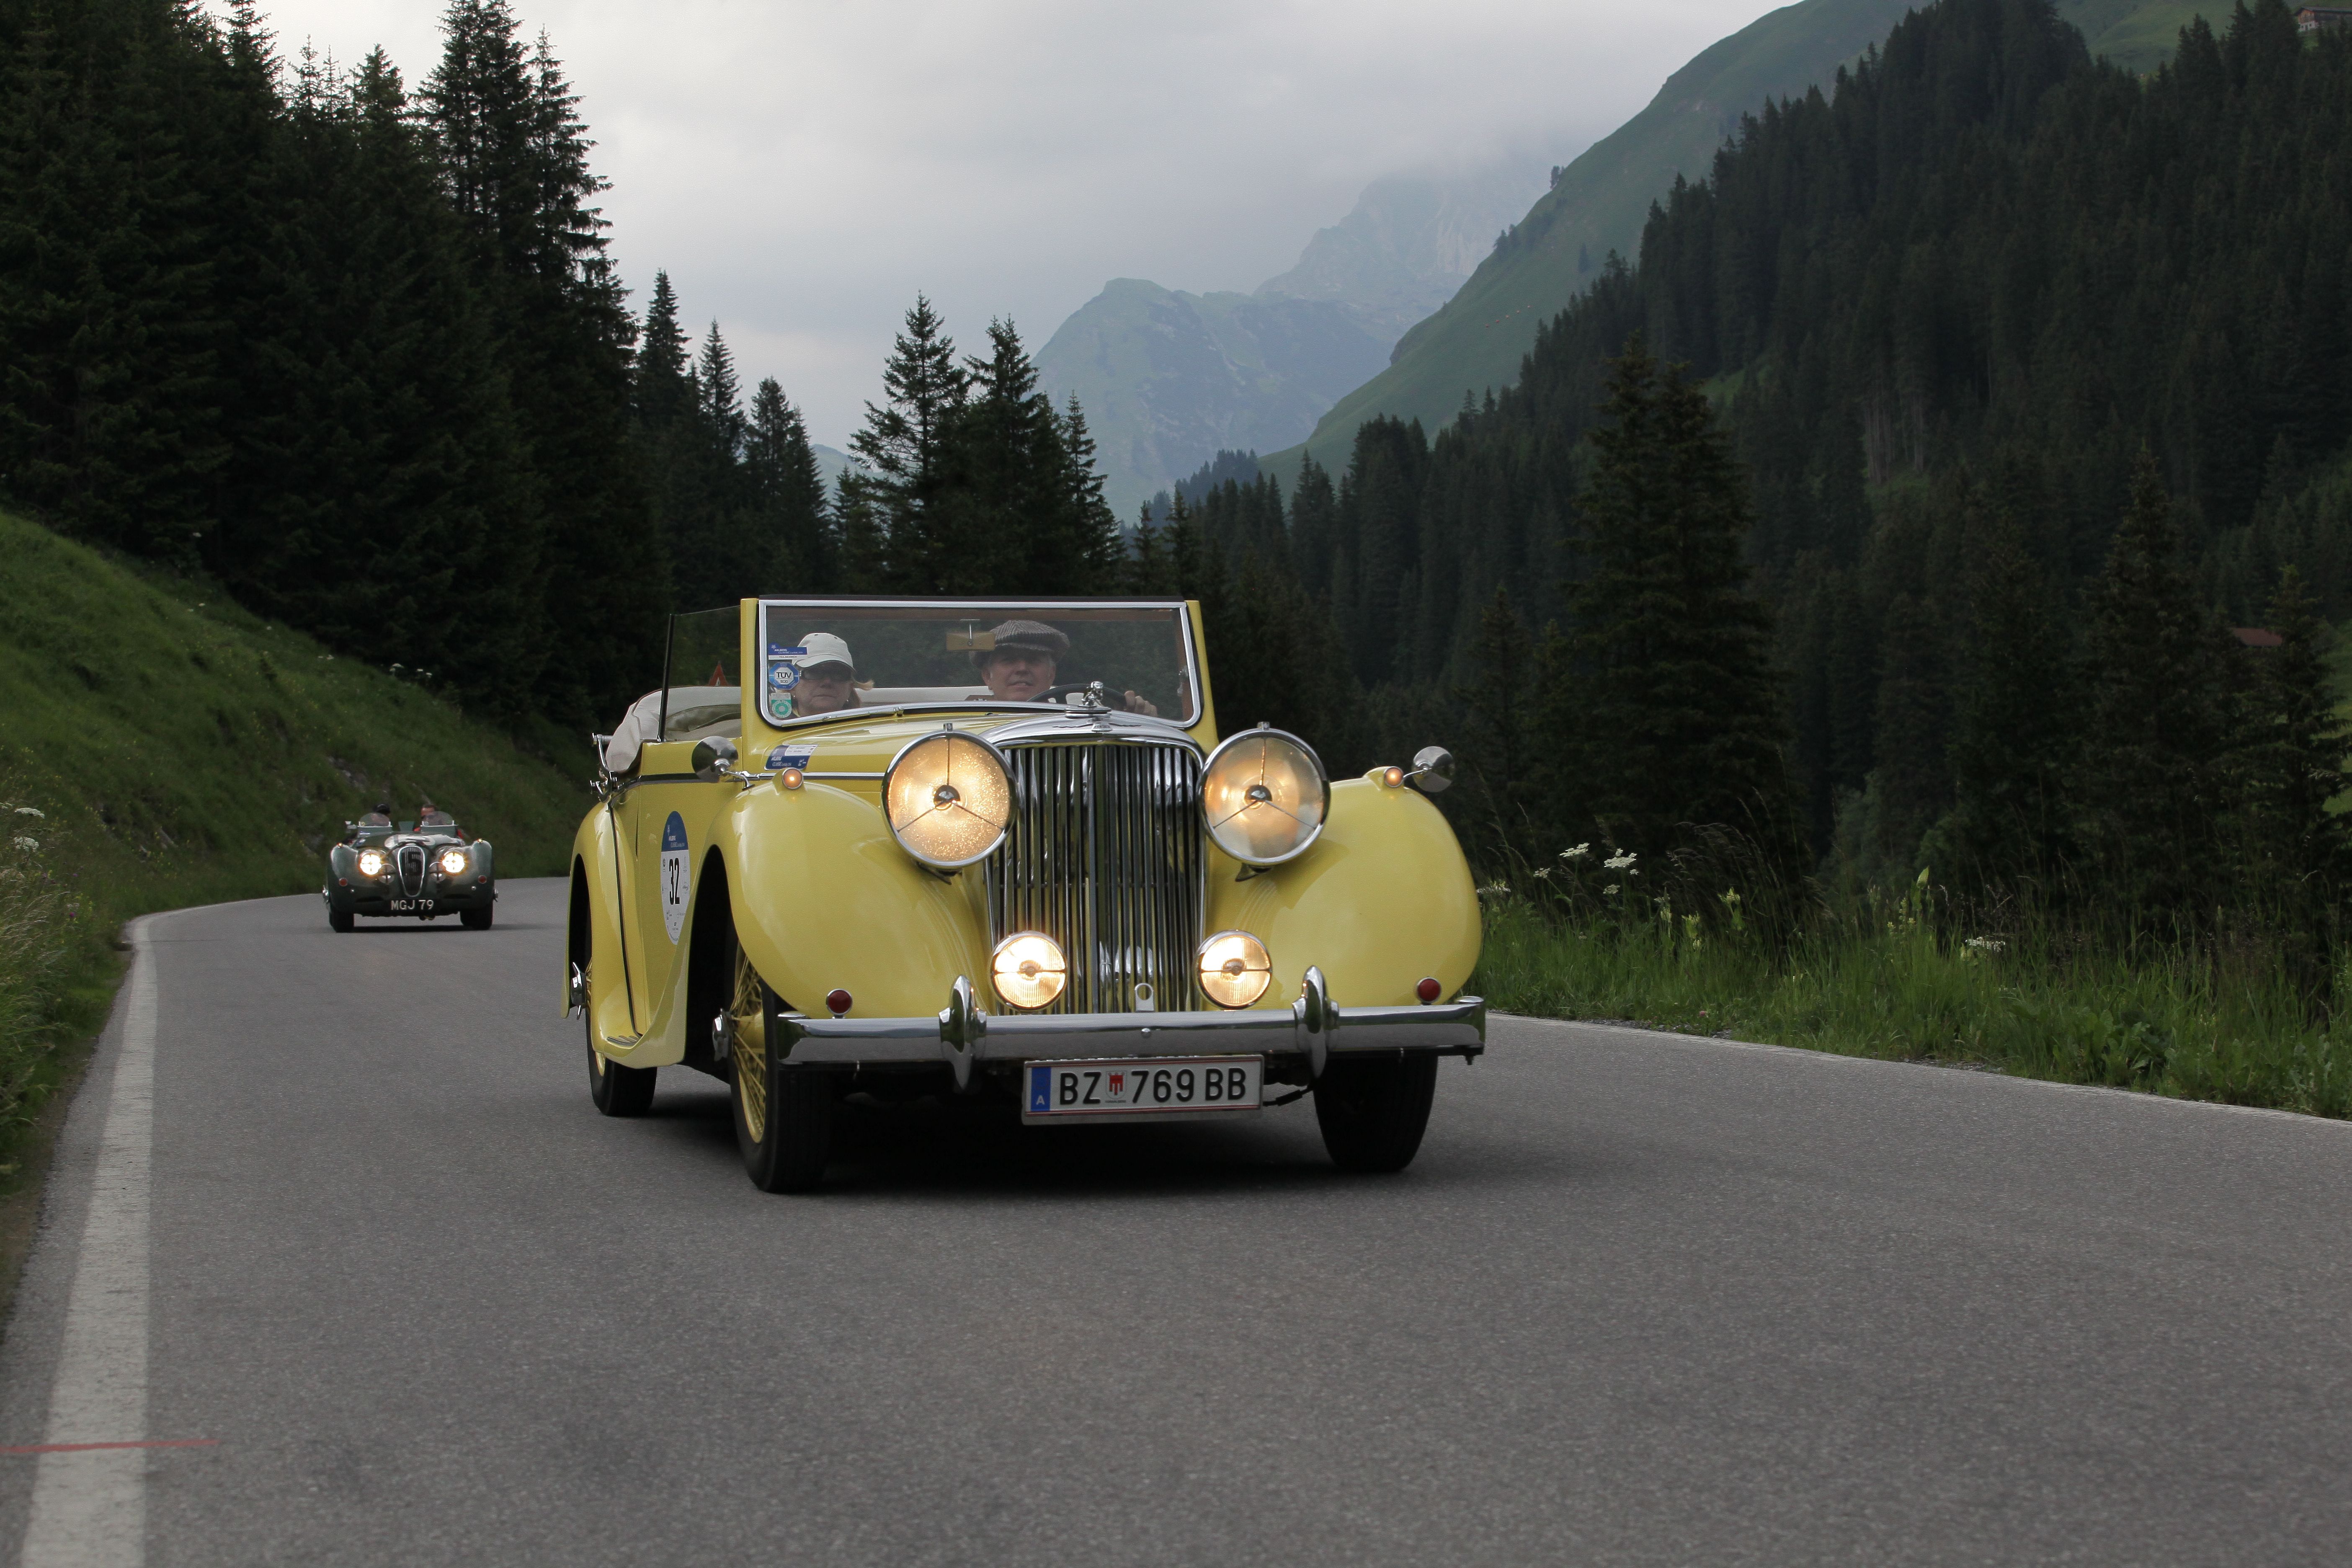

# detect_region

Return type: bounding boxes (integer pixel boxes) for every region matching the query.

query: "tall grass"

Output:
[1474,884,2352,1116]
[0,776,114,1172]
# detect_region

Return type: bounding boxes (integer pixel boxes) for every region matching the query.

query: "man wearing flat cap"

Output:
[975,620,1157,714]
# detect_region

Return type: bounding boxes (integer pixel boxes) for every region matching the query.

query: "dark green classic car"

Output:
[323,807,497,932]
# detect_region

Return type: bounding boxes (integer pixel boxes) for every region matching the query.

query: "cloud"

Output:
[236,0,1787,445]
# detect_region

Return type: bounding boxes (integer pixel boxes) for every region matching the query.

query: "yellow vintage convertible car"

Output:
[566,597,1483,1191]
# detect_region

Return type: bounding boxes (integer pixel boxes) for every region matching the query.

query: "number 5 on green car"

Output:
[566,597,1484,1192]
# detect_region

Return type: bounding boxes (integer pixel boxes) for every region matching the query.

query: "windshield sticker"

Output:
[765,745,814,771]
[659,812,690,944]
[770,662,800,690]
[768,692,792,721]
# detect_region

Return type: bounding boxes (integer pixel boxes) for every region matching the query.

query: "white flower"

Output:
[1963,936,2006,955]
[1603,883,1620,897]
[1603,851,1638,872]
[13,836,38,852]
[1559,843,1591,861]
[1475,882,1511,900]
[13,807,41,818]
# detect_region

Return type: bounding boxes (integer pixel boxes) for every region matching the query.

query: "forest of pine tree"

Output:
[7,0,2351,957]
[1132,0,2352,956]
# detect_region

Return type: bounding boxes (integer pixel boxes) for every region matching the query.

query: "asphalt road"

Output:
[5,878,2352,1565]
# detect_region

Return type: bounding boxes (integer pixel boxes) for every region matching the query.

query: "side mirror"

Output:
[692,738,740,781]
[1408,745,1455,794]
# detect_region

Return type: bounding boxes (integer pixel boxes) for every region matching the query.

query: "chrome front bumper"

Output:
[774,967,1485,1089]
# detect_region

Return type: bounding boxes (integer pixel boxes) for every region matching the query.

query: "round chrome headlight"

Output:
[883,731,1012,869]
[1198,930,1272,1009]
[438,848,467,876]
[1200,727,1328,867]
[990,931,1066,1010]
[356,848,386,877]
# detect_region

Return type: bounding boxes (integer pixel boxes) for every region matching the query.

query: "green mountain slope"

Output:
[0,509,593,918]
[1266,0,2208,486]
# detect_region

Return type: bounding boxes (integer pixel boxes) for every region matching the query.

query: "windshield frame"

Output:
[751,596,1205,730]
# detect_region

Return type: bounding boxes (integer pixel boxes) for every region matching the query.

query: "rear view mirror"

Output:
[1409,745,1455,794]
[692,738,740,781]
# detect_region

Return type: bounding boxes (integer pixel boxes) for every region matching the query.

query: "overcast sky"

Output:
[237,0,1789,448]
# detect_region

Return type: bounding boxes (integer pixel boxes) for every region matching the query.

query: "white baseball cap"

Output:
[786,632,854,672]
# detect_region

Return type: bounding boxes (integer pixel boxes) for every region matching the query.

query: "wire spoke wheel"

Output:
[729,936,832,1193]
[729,941,769,1144]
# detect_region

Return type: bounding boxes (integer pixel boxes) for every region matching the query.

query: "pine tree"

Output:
[1932,508,2073,892]
[2238,566,2348,945]
[2075,451,2226,918]
[745,377,831,591]
[422,2,659,721]
[631,270,691,426]
[1559,334,1798,868]
[1869,592,1949,873]
[843,295,965,588]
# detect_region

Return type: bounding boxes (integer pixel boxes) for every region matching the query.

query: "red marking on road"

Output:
[0,1439,217,1455]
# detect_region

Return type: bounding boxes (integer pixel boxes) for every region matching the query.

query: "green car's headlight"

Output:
[1201,727,1327,867]
[438,848,467,876]
[884,731,1012,870]
[356,848,386,877]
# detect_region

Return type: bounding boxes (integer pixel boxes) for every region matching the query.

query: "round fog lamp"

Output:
[356,848,385,877]
[990,931,1067,1010]
[1197,930,1272,1009]
[438,848,467,875]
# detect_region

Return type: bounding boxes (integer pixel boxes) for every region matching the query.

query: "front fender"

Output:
[1204,779,1480,1008]
[725,783,992,1019]
[570,807,631,1033]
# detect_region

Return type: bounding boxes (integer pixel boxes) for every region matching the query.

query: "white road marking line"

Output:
[19,922,157,1568]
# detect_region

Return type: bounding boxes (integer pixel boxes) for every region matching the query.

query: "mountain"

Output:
[811,443,854,490]
[1037,167,1543,522]
[1264,0,2207,487]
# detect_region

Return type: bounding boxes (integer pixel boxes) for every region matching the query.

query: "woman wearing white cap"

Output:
[787,632,859,716]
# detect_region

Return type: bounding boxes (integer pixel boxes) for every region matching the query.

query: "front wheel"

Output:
[728,944,830,1192]
[461,904,493,930]
[1313,1053,1439,1173]
[587,1012,656,1117]
[327,907,354,934]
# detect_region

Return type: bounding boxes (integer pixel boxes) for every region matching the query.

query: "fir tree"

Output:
[2074,452,2226,917]
[843,296,965,588]
[745,377,831,591]
[2238,566,2348,943]
[1558,335,1798,868]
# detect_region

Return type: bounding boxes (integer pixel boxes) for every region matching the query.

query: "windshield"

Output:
[754,600,1200,726]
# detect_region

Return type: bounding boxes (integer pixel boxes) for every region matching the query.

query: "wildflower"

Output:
[1532,867,1553,880]
[13,806,41,818]
[1603,851,1637,872]
[1963,936,2006,956]
[1559,843,1591,861]
[1475,882,1511,900]
[1603,883,1620,897]
[13,836,37,852]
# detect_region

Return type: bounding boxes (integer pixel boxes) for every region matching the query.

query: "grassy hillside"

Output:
[0,507,596,1166]
[1264,0,2209,488]
[0,508,594,911]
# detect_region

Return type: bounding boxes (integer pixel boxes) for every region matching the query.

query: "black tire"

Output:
[587,1013,657,1117]
[1313,1052,1440,1173]
[461,905,493,931]
[728,948,830,1193]
[328,907,354,934]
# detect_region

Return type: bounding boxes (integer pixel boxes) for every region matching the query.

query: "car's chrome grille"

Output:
[396,843,427,897]
[988,740,1205,1013]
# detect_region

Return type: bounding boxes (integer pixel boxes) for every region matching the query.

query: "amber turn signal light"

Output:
[778,767,804,790]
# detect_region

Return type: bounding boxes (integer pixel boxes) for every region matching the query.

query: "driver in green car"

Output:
[975,619,1157,714]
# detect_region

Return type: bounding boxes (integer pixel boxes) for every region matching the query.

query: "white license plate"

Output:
[1023,1057,1262,1122]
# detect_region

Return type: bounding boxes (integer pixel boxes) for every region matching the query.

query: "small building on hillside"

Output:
[2297,7,2352,32]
